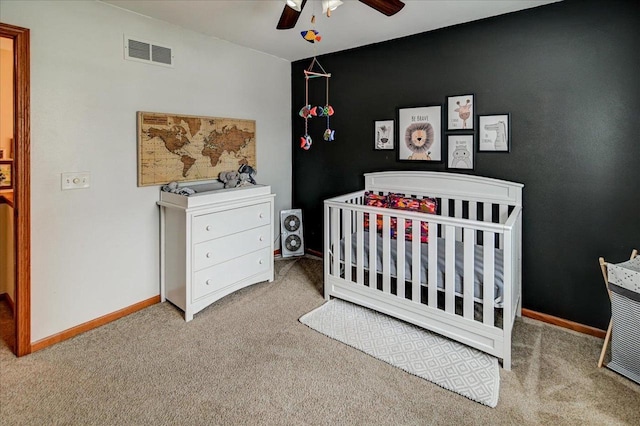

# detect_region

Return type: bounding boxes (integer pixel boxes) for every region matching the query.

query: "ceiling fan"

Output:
[277,0,406,30]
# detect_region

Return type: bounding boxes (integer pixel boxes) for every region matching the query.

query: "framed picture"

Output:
[397,105,442,162]
[0,160,12,189]
[374,120,394,150]
[137,111,256,186]
[478,114,510,152]
[447,94,474,130]
[447,135,474,170]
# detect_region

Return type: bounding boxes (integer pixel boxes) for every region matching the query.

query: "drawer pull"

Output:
[206,225,212,231]
[259,236,264,242]
[206,252,212,258]
[259,259,264,265]
[206,279,212,286]
[259,213,264,219]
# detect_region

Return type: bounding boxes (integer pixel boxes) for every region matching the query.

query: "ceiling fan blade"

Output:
[358,0,405,16]
[277,0,308,30]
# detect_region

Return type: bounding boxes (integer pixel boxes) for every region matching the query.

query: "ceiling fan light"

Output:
[321,0,343,14]
[286,0,303,12]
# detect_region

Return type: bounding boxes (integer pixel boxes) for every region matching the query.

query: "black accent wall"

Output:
[291,0,639,329]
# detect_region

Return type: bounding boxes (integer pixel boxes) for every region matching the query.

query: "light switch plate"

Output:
[61,172,91,190]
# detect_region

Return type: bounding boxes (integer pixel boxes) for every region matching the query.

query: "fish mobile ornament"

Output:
[301,30,322,43]
[300,134,313,150]
[323,128,335,142]
[299,57,335,149]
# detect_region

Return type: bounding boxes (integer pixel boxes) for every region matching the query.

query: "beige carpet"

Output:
[0,256,639,425]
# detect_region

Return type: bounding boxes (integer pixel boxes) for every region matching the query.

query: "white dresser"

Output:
[158,184,275,321]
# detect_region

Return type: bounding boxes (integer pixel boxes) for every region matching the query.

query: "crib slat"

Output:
[455,199,463,241]
[382,215,391,294]
[469,201,478,243]
[411,219,420,303]
[504,227,514,327]
[343,209,352,282]
[483,203,492,247]
[331,207,340,278]
[469,201,477,221]
[483,231,495,326]
[356,211,364,285]
[463,228,474,319]
[499,204,509,224]
[499,204,508,249]
[441,198,449,218]
[483,203,492,223]
[428,222,438,308]
[396,217,406,296]
[445,225,455,314]
[515,212,523,317]
[368,213,377,288]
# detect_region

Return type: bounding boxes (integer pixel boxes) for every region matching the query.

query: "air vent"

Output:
[128,39,150,61]
[124,35,173,68]
[152,44,172,65]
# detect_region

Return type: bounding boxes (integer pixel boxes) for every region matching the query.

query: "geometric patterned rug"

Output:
[300,299,500,407]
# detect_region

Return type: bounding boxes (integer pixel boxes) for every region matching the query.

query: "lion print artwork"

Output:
[405,122,434,160]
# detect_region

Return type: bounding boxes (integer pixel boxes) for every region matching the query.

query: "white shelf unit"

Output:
[158,185,275,321]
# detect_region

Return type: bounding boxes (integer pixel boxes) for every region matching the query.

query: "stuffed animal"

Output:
[238,164,257,184]
[237,173,252,187]
[218,170,240,188]
[405,122,434,161]
[161,181,195,196]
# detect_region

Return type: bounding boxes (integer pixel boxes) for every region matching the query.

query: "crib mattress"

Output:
[339,232,505,307]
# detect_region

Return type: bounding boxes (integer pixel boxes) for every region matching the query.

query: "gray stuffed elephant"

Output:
[218,170,240,188]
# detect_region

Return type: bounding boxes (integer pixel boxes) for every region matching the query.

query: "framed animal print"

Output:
[447,94,474,131]
[478,113,510,152]
[447,135,474,170]
[374,119,394,150]
[397,105,442,162]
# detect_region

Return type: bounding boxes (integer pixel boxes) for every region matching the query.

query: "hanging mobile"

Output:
[298,9,334,149]
[299,57,333,148]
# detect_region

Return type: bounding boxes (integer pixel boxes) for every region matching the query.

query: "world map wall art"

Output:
[137,111,256,186]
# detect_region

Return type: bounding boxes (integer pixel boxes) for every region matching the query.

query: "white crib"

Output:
[324,171,523,369]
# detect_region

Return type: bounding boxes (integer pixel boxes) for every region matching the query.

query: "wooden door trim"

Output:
[0,22,31,356]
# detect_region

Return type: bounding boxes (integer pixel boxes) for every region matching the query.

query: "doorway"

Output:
[0,34,15,352]
[0,22,30,357]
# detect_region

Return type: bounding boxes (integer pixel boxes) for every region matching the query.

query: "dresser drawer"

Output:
[192,247,271,301]
[193,225,270,271]
[192,202,271,244]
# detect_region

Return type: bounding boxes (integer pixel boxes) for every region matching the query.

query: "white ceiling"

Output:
[102,0,559,62]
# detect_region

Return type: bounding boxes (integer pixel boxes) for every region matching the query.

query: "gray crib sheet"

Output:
[339,231,504,307]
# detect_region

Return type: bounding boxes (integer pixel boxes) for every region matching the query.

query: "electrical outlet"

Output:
[61,172,91,190]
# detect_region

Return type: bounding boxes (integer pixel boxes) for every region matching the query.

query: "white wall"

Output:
[0,0,292,341]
